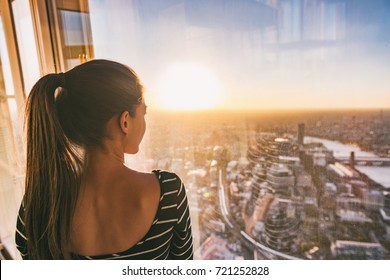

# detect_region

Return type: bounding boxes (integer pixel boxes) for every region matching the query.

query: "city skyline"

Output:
[128,107,390,260]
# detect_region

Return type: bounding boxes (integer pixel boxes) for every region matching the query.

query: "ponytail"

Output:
[24,73,82,259]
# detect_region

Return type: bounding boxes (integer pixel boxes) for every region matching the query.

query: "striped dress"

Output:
[15,170,193,260]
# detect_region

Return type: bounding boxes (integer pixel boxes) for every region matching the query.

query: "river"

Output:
[304,136,390,189]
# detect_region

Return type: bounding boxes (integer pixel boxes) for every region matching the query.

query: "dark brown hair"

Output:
[24,59,143,259]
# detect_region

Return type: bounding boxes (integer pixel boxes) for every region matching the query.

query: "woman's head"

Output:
[23,59,144,259]
[55,59,144,149]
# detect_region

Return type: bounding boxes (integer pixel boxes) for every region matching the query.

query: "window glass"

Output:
[0,19,14,95]
[15,0,390,260]
[11,0,40,94]
[60,10,91,46]
[57,9,94,69]
[48,0,94,71]
[0,9,24,259]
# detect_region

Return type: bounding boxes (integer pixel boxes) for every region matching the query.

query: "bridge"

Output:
[337,157,390,167]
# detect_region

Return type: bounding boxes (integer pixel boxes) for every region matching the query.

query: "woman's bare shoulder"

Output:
[120,169,160,203]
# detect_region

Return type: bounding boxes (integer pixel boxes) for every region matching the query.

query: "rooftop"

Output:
[355,166,390,189]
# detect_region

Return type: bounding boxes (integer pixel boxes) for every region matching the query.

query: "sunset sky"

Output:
[88,0,390,110]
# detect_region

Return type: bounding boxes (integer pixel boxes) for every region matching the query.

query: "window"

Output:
[47,0,93,71]
[2,0,390,260]
[0,0,27,259]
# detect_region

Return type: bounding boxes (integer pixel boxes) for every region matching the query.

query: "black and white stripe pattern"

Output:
[15,170,193,260]
[15,202,28,259]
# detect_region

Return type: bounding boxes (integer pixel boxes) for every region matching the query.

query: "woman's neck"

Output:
[82,143,127,185]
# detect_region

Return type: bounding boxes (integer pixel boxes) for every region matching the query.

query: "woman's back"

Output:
[70,170,193,260]
[17,170,193,260]
[70,168,161,256]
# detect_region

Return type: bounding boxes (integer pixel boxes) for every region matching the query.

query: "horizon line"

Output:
[149,107,390,113]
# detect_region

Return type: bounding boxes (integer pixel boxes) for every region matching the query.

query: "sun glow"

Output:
[155,63,222,110]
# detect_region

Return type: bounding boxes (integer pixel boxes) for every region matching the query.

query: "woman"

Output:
[15,60,193,260]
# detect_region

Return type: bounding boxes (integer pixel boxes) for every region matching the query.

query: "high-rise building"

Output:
[266,164,295,194]
[298,123,305,147]
[264,203,299,253]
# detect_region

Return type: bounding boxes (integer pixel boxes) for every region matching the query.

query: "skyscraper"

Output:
[298,123,305,147]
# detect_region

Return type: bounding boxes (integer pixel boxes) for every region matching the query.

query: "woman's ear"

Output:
[119,111,131,134]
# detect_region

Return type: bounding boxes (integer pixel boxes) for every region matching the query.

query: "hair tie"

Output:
[58,72,67,88]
